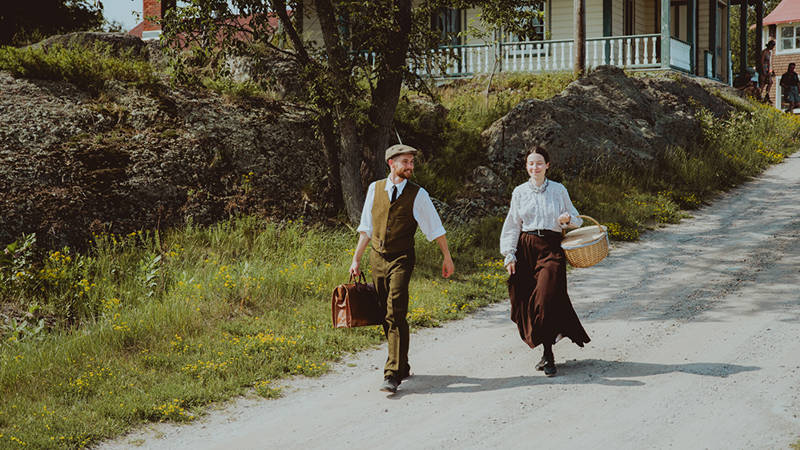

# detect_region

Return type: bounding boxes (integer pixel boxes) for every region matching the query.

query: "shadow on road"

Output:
[391,359,759,398]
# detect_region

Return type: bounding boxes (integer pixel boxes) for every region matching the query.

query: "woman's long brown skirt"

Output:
[508,231,590,349]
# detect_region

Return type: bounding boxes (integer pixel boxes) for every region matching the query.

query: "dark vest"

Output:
[371,180,419,254]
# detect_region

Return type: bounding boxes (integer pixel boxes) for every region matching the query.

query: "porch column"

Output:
[688,0,695,73]
[603,0,612,64]
[739,0,747,73]
[661,0,671,68]
[710,0,717,78]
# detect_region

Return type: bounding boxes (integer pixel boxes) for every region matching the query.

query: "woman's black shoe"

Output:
[535,357,548,371]
[543,362,557,377]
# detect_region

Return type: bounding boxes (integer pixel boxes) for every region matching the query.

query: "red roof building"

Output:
[763,0,800,27]
[760,0,800,109]
[126,0,281,42]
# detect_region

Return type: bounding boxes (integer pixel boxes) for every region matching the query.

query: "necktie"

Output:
[391,185,398,203]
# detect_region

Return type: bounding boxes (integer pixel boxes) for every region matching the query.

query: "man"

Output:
[780,62,800,112]
[759,40,776,103]
[349,144,455,394]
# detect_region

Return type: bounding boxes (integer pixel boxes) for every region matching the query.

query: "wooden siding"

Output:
[642,0,657,34]
[550,0,573,39]
[464,8,490,45]
[550,0,605,39]
[613,0,624,35]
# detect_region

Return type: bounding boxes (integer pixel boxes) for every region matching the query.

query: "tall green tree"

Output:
[0,0,104,46]
[163,0,530,222]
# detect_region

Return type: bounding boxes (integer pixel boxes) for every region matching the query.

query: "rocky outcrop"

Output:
[0,71,326,249]
[481,66,736,186]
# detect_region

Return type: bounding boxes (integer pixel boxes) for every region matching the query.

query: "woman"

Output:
[500,147,590,377]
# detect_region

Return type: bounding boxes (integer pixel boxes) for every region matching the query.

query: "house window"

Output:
[780,25,800,51]
[502,3,546,43]
[435,8,462,46]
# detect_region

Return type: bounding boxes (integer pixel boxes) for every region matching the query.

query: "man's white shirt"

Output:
[356,177,446,242]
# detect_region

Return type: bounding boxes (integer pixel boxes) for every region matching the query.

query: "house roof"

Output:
[127,13,284,41]
[763,0,800,26]
[128,21,146,38]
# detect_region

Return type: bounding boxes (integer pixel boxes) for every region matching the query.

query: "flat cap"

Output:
[385,144,419,162]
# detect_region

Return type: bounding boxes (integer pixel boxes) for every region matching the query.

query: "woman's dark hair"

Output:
[526,146,550,164]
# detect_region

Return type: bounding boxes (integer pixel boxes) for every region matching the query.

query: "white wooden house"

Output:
[130,0,745,84]
[300,1,733,83]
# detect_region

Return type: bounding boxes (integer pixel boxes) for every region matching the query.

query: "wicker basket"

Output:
[561,215,609,268]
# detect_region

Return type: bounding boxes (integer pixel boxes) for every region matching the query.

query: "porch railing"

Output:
[670,38,692,72]
[410,34,662,77]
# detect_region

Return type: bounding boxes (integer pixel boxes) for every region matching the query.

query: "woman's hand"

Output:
[558,213,571,226]
[506,262,515,275]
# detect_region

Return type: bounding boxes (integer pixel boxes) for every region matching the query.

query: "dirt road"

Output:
[104,154,800,450]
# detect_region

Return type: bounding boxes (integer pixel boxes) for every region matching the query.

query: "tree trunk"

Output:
[367,0,413,181]
[314,0,365,223]
[317,111,344,214]
[574,0,586,76]
[338,118,366,223]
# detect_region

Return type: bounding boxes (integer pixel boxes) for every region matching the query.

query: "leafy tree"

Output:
[163,0,531,222]
[0,0,104,46]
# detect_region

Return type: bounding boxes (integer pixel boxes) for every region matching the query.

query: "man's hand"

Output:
[349,260,360,278]
[506,261,516,275]
[442,255,455,278]
[349,232,370,279]
[434,235,454,278]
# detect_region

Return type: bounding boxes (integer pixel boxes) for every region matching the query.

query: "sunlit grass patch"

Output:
[0,43,157,93]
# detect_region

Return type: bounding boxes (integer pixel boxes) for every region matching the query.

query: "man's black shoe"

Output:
[380,376,400,393]
[543,362,557,377]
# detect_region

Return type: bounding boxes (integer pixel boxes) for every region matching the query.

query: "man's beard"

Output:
[397,169,413,179]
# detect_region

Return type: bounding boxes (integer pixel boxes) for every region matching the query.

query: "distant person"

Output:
[759,40,776,103]
[349,144,455,394]
[499,146,590,377]
[780,62,800,112]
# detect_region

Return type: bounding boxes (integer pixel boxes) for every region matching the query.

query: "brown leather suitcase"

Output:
[331,274,385,328]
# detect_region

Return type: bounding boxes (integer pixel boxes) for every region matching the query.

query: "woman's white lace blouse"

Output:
[499,179,582,266]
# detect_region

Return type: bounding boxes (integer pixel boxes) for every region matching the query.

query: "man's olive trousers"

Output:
[370,248,415,379]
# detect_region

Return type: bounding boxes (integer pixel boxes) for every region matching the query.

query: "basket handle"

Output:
[575,215,602,228]
[563,215,602,235]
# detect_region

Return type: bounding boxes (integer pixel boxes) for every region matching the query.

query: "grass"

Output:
[0,217,506,448]
[0,43,158,94]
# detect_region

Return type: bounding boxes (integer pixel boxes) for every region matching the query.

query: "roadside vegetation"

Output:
[0,218,506,448]
[2,53,800,447]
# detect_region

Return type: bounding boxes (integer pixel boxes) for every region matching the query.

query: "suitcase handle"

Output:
[348,272,368,285]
